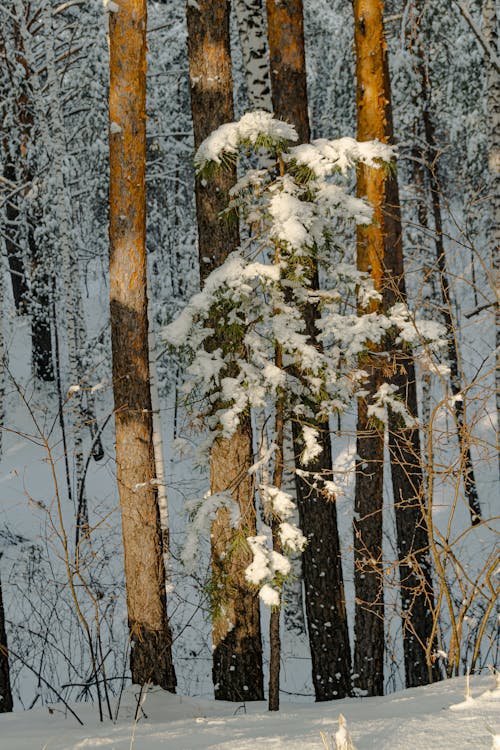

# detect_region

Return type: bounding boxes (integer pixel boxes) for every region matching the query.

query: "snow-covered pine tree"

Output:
[164,110,444,705]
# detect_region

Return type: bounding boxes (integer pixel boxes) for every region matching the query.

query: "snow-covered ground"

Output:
[1,676,499,750]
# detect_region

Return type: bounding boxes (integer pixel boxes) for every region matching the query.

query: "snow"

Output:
[1,676,498,749]
[182,492,240,573]
[287,137,395,177]
[279,521,307,552]
[259,582,281,606]
[367,383,418,428]
[245,535,291,587]
[301,426,322,465]
[195,111,298,169]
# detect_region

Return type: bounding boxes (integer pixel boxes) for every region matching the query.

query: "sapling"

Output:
[163,110,446,704]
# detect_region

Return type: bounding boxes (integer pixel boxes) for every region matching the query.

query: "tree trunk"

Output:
[186,0,264,702]
[3,164,29,313]
[266,0,310,142]
[353,379,385,696]
[267,0,352,701]
[354,0,438,690]
[352,8,387,689]
[482,0,500,482]
[233,0,272,110]
[407,2,481,524]
[0,575,13,713]
[1,15,54,381]
[268,355,284,712]
[108,0,176,691]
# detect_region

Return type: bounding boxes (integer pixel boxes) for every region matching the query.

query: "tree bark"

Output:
[233,0,272,110]
[186,0,264,702]
[0,14,54,381]
[108,0,175,691]
[267,0,352,701]
[266,0,310,142]
[406,2,481,525]
[482,0,500,482]
[0,575,13,713]
[3,164,29,314]
[354,0,438,692]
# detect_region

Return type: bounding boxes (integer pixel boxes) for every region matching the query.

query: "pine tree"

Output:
[0,7,53,381]
[266,0,352,701]
[407,0,481,526]
[353,0,438,692]
[186,0,264,702]
[108,0,175,690]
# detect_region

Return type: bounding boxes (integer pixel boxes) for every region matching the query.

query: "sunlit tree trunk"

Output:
[266,0,352,701]
[353,0,438,693]
[108,0,176,690]
[186,0,264,702]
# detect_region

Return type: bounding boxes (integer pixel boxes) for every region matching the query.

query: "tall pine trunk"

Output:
[408,2,481,525]
[266,0,352,701]
[108,0,175,690]
[0,575,13,713]
[354,0,438,692]
[482,0,500,481]
[186,0,264,702]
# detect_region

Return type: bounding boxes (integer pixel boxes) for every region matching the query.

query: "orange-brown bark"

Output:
[353,0,387,698]
[266,0,310,142]
[108,0,175,690]
[353,0,438,692]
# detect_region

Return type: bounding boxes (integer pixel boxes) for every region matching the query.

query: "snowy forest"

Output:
[0,0,499,748]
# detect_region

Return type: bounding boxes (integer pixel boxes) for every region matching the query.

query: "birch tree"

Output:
[233,0,272,110]
[108,0,176,690]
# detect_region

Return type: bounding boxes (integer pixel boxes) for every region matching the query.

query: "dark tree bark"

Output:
[108,0,175,691]
[0,576,13,713]
[408,3,480,525]
[1,18,54,381]
[3,164,29,313]
[186,0,264,702]
[353,383,385,697]
[354,0,438,692]
[266,0,352,701]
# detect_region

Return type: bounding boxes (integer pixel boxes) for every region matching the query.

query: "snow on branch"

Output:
[194,110,298,171]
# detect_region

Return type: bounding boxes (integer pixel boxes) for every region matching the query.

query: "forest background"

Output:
[0,0,498,718]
